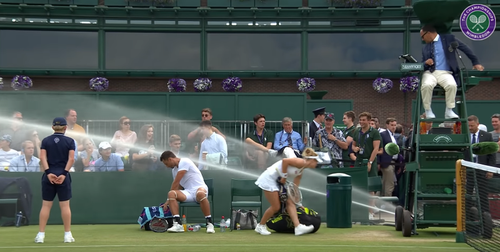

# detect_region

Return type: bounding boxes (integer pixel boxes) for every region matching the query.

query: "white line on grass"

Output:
[0,244,472,250]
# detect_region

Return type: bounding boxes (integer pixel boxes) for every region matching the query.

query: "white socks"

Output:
[64,231,72,236]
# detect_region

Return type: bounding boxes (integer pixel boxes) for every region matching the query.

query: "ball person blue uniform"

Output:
[35,117,76,244]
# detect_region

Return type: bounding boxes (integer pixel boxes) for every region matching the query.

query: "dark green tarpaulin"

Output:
[413,0,471,34]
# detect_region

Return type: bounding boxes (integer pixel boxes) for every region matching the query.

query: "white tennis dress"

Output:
[255,160,304,192]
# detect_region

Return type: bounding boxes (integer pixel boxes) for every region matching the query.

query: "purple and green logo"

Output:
[460,4,496,41]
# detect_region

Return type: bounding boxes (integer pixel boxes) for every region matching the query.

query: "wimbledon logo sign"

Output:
[460,4,496,41]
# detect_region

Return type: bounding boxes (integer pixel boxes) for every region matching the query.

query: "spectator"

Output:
[110,116,137,157]
[0,134,20,171]
[129,124,157,171]
[9,140,40,172]
[94,142,124,172]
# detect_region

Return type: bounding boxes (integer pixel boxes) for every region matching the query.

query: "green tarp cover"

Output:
[413,0,471,33]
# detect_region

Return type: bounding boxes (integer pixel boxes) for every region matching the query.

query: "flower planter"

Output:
[255,0,278,8]
[279,0,302,7]
[231,0,253,7]
[308,91,328,100]
[207,0,230,7]
[104,0,127,6]
[308,0,332,7]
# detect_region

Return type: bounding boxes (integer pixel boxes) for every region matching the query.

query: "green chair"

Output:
[179,179,214,220]
[230,179,263,222]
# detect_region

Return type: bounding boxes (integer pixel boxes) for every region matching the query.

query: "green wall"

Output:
[0,168,370,225]
[0,92,312,121]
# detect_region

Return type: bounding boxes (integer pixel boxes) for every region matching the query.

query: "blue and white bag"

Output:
[138,203,173,231]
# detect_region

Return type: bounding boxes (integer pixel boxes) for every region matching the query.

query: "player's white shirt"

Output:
[172,158,206,191]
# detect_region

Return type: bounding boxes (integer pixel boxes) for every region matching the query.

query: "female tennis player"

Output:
[254,147,318,236]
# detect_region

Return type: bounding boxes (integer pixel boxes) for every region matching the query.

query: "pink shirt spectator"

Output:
[111,130,137,157]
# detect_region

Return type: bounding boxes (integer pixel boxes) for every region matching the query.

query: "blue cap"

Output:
[52,117,67,126]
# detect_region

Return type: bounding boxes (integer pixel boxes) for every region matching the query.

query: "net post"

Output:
[456,159,466,243]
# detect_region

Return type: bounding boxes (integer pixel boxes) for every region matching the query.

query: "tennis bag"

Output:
[230,209,258,230]
[137,203,173,231]
[266,207,321,233]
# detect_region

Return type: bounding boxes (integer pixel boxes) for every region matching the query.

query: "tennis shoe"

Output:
[294,224,314,236]
[64,234,75,243]
[167,222,185,233]
[255,224,271,235]
[34,234,44,243]
[206,223,215,234]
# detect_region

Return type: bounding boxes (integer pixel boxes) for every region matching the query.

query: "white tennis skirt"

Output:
[255,169,280,192]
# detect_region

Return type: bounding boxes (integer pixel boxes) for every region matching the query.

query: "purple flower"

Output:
[222,77,242,92]
[167,78,187,92]
[399,76,419,93]
[297,77,316,92]
[373,78,393,93]
[89,77,109,92]
[11,75,33,90]
[193,78,212,92]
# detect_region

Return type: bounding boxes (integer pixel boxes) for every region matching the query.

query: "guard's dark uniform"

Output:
[41,119,75,202]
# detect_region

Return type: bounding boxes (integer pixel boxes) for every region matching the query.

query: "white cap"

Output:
[99,141,112,149]
[478,124,487,132]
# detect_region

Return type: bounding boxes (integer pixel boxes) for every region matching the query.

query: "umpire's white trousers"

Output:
[421,70,457,110]
[283,147,297,158]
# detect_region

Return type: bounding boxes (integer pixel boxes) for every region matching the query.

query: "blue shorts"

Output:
[41,173,72,202]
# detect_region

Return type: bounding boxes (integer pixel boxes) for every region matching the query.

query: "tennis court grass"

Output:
[0,224,474,252]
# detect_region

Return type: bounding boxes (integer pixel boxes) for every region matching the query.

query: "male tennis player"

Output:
[35,117,76,243]
[160,151,215,234]
[254,147,318,236]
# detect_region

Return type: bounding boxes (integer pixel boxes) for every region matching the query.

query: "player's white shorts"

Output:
[180,186,209,203]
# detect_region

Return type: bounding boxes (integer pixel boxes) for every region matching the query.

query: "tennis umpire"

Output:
[35,117,76,244]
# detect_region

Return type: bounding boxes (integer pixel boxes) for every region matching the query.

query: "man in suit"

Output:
[465,115,496,228]
[309,107,325,140]
[379,118,398,197]
[420,25,484,119]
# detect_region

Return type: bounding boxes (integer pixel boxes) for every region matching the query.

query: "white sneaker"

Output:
[445,109,459,119]
[167,222,184,233]
[268,149,278,157]
[294,224,314,236]
[64,235,75,243]
[425,110,436,119]
[34,234,44,243]
[206,223,215,234]
[254,224,271,235]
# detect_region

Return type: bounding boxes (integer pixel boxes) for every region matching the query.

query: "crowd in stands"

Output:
[1,107,499,220]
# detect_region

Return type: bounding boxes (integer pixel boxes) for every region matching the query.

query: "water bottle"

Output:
[15,211,23,227]
[182,215,187,231]
[220,216,226,232]
[192,225,200,232]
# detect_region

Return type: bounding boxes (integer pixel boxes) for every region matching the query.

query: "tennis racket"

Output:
[284,180,303,207]
[149,217,169,233]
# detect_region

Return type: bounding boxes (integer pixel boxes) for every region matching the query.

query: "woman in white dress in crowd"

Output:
[110,116,137,157]
[254,147,319,236]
